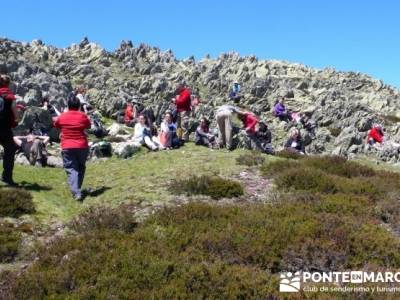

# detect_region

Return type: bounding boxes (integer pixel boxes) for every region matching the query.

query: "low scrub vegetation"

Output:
[275,149,304,160]
[170,175,244,199]
[70,204,138,233]
[0,188,35,218]
[8,198,400,299]
[262,155,400,224]
[328,127,342,137]
[0,224,21,263]
[235,151,265,166]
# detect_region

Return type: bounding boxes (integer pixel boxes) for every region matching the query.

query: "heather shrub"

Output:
[328,127,342,137]
[0,224,20,263]
[0,188,35,217]
[70,204,138,233]
[302,156,376,178]
[10,202,400,299]
[275,168,338,193]
[235,151,265,166]
[260,159,298,177]
[275,149,303,160]
[170,175,244,199]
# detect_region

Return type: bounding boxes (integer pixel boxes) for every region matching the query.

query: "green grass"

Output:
[10,144,264,224]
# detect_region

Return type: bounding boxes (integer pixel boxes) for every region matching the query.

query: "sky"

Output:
[3,0,400,88]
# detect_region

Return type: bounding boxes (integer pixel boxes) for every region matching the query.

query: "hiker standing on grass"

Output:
[215,104,239,150]
[173,84,192,142]
[0,75,19,186]
[54,93,91,201]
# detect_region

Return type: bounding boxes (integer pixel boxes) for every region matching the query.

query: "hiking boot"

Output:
[1,177,18,187]
[74,194,83,201]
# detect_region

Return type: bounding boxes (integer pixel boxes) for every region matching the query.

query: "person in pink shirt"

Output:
[54,93,91,200]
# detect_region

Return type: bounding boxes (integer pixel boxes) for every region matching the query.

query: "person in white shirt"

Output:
[159,112,180,149]
[132,115,162,151]
[75,87,89,114]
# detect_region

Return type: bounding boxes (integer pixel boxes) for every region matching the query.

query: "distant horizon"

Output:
[3,0,400,88]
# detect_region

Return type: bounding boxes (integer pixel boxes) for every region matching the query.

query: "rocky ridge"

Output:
[1,37,400,160]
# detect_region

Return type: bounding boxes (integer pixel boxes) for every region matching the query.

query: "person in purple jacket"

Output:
[273,97,292,122]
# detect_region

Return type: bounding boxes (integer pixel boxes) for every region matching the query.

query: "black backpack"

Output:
[0,94,11,127]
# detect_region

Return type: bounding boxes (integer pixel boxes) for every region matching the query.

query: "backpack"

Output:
[0,94,9,125]
[91,115,108,138]
[90,141,112,158]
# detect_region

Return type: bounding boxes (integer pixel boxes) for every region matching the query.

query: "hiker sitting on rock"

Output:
[133,114,162,151]
[229,81,241,103]
[254,121,274,154]
[159,111,180,149]
[124,102,136,127]
[284,128,305,155]
[215,104,239,150]
[365,124,400,149]
[195,117,216,148]
[13,132,50,166]
[273,97,292,122]
[299,112,316,137]
[367,124,384,147]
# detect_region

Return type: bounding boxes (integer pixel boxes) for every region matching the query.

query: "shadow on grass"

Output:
[0,181,53,192]
[83,186,111,198]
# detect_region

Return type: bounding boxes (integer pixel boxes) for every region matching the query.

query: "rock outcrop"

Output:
[1,37,400,160]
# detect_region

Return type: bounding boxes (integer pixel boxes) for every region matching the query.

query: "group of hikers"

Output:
[0,74,394,200]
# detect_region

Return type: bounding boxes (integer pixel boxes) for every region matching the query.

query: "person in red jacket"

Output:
[124,102,135,127]
[173,84,192,142]
[237,110,259,134]
[0,75,19,185]
[54,93,91,200]
[367,124,384,145]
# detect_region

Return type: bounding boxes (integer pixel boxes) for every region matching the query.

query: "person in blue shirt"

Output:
[229,81,242,103]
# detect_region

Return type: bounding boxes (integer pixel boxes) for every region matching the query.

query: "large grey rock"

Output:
[112,142,140,158]
[2,37,400,162]
[107,123,129,136]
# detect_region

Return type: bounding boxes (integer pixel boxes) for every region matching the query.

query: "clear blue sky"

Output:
[3,0,400,88]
